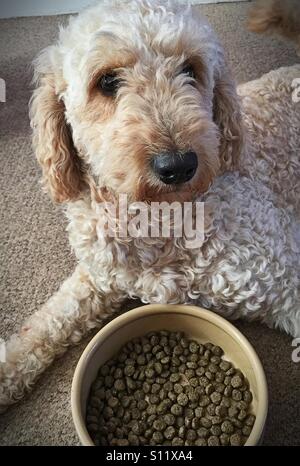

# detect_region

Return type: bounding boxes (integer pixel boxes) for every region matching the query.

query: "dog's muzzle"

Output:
[151,151,198,185]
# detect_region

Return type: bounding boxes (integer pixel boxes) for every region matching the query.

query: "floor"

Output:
[0,2,299,445]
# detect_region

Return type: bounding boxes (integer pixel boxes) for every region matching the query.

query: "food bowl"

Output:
[71,304,268,446]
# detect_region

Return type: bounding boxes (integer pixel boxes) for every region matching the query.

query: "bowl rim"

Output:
[71,304,268,446]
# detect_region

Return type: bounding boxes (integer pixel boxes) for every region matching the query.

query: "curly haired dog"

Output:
[0,0,300,411]
[248,0,300,56]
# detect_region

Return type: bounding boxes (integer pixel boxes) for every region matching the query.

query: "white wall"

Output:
[0,0,93,18]
[0,0,247,19]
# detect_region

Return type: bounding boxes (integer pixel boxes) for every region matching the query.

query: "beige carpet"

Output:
[0,2,299,446]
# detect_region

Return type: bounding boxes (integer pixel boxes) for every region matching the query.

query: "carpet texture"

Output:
[0,2,299,446]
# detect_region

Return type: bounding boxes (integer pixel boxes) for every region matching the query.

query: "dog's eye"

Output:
[182,64,196,80]
[98,73,121,96]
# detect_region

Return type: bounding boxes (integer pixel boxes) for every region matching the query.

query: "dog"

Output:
[248,0,300,56]
[0,0,299,411]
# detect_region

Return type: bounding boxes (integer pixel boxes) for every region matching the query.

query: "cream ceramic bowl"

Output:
[71,304,268,446]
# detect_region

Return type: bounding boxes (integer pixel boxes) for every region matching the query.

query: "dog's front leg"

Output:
[0,263,127,412]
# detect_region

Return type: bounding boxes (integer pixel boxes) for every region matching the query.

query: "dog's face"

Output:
[30,0,243,204]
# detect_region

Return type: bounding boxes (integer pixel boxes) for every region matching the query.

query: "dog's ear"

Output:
[213,57,244,171]
[29,49,86,203]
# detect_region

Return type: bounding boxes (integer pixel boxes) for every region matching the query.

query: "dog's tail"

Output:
[247,0,300,56]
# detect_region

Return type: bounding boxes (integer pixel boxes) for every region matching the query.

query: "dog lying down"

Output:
[248,0,300,56]
[0,0,300,411]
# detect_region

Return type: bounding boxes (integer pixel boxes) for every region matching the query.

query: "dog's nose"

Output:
[151,151,198,185]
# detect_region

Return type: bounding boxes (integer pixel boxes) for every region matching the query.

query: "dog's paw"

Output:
[0,358,33,413]
[0,335,35,412]
[0,362,16,413]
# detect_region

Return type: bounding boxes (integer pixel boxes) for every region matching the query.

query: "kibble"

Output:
[211,425,222,436]
[152,431,164,443]
[197,427,209,438]
[231,374,243,388]
[186,429,197,441]
[174,383,183,394]
[176,416,185,427]
[191,418,200,430]
[206,403,216,416]
[86,331,256,446]
[171,404,183,416]
[200,417,212,429]
[232,389,243,401]
[108,397,119,409]
[195,438,207,446]
[172,437,184,446]
[177,393,189,407]
[165,426,176,440]
[208,435,220,446]
[220,433,230,445]
[230,432,243,446]
[221,420,235,434]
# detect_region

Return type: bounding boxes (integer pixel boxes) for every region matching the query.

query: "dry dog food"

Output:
[86,331,256,446]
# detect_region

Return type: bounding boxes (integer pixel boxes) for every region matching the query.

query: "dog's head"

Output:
[30,0,244,204]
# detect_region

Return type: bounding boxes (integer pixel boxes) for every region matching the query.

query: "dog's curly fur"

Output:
[0,0,300,411]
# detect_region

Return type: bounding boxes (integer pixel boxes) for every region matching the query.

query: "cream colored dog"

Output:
[248,0,300,56]
[0,0,299,411]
